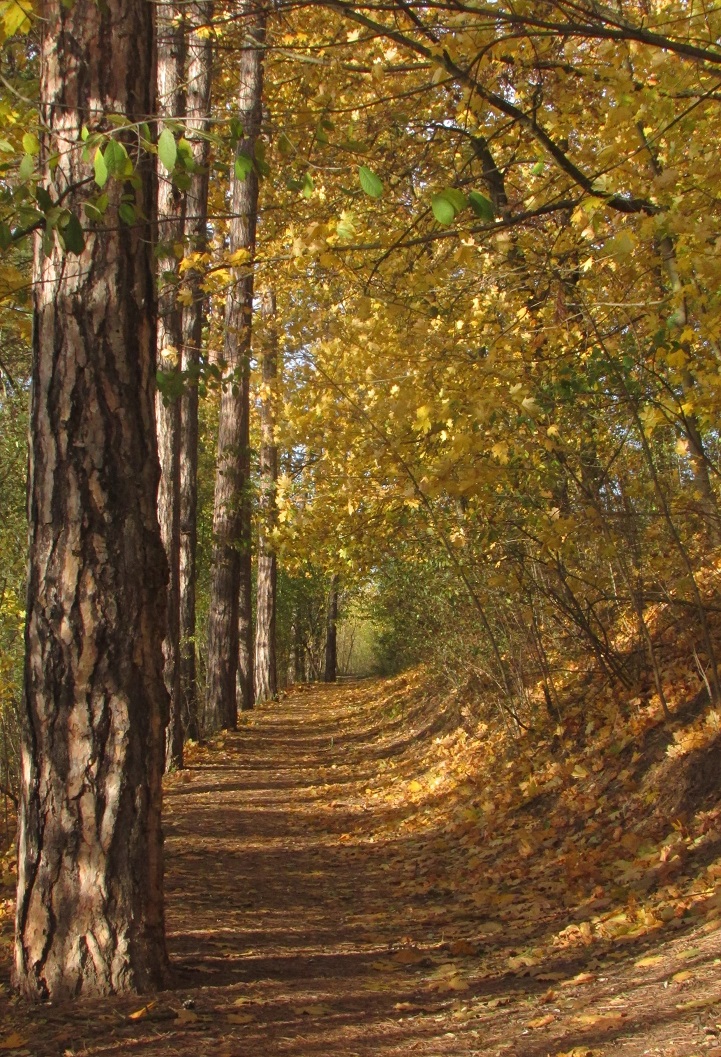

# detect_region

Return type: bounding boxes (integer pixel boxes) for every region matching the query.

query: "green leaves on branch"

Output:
[359,165,383,199]
[158,127,177,172]
[432,188,495,226]
[91,139,132,187]
[287,171,314,198]
[431,188,466,225]
[234,153,253,181]
[468,191,494,221]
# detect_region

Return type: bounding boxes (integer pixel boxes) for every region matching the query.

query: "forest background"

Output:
[1,0,721,1002]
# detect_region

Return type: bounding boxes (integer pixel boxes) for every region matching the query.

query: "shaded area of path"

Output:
[2,676,721,1056]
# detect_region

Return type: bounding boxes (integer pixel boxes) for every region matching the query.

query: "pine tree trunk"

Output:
[254,289,279,703]
[206,5,265,729]
[15,0,168,1000]
[156,0,186,771]
[179,0,213,741]
[324,577,339,683]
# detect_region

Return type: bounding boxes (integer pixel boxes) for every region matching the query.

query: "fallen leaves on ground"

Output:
[1,667,721,1057]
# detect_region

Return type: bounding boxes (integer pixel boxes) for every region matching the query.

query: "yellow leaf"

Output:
[527,1013,556,1028]
[408,780,422,793]
[635,954,663,967]
[128,1001,156,1020]
[675,997,718,1012]
[227,1013,257,1024]
[1,0,31,38]
[573,1012,626,1029]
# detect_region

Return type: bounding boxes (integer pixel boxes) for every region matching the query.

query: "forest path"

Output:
[2,674,721,1056]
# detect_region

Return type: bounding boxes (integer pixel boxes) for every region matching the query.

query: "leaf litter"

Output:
[0,668,720,1056]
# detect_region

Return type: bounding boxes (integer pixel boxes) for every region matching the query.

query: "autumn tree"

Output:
[14,0,168,999]
[206,2,267,727]
[254,287,279,702]
[156,0,187,770]
[179,0,214,740]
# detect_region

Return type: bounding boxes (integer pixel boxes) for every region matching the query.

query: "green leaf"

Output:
[0,139,13,153]
[531,160,544,176]
[431,193,457,226]
[118,202,136,225]
[0,221,12,250]
[158,128,177,172]
[61,211,85,254]
[234,153,253,181]
[103,139,131,178]
[35,186,53,211]
[22,132,39,156]
[468,191,494,221]
[431,189,468,225]
[444,188,467,212]
[18,153,34,181]
[83,202,104,222]
[229,118,244,144]
[316,124,329,146]
[278,133,294,157]
[301,172,314,199]
[358,165,383,199]
[176,138,195,169]
[93,147,108,187]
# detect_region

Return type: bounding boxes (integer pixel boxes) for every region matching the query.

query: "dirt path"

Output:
[2,678,721,1056]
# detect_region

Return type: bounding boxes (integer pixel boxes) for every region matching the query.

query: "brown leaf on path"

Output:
[448,939,477,956]
[175,1007,199,1024]
[392,947,425,964]
[292,1003,333,1016]
[0,1036,29,1052]
[226,1012,257,1024]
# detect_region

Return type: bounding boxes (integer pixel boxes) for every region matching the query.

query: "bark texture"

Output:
[179,0,213,742]
[254,289,279,703]
[15,0,168,1000]
[206,6,265,728]
[156,0,186,771]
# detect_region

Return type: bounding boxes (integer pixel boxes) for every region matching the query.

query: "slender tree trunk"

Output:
[156,0,186,771]
[324,577,339,683]
[179,0,213,741]
[206,5,265,729]
[254,289,279,702]
[15,0,168,999]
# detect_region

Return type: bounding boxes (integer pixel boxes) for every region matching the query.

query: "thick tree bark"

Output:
[324,577,339,683]
[179,1,213,741]
[254,289,279,703]
[206,6,265,729]
[15,0,168,1000]
[156,0,186,771]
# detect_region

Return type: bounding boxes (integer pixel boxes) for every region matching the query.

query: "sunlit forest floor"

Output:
[1,670,721,1056]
